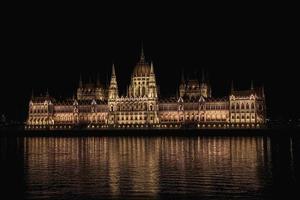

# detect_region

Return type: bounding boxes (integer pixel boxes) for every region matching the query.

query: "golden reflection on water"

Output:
[23,136,272,198]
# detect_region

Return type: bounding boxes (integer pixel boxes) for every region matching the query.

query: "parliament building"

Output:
[26,48,266,130]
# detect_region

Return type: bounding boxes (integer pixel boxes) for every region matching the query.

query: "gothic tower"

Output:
[108,63,118,100]
[148,62,158,98]
[108,64,118,124]
[200,69,211,98]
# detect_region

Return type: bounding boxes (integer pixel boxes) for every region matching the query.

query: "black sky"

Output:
[1,5,298,121]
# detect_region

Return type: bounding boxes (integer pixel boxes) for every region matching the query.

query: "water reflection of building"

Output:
[22,136,277,198]
[25,46,266,130]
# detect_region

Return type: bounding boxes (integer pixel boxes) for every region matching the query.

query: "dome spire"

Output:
[112,63,116,77]
[140,42,145,61]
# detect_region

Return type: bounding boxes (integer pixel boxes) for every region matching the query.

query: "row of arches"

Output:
[30,107,48,113]
[51,114,108,124]
[110,104,155,112]
[27,118,53,125]
[231,114,256,120]
[231,102,255,110]
[160,113,229,122]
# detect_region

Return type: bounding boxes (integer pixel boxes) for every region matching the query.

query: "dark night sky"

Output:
[0,5,298,121]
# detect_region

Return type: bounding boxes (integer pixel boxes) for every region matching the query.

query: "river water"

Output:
[0,133,299,199]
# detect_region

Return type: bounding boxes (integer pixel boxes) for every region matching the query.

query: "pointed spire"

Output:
[110,63,118,88]
[108,63,118,99]
[79,74,83,87]
[150,61,154,74]
[140,42,145,61]
[251,80,254,90]
[112,63,116,77]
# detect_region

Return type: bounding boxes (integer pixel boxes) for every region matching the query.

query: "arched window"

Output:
[251,103,255,109]
[136,87,140,97]
[241,103,244,109]
[246,103,249,109]
[236,103,240,109]
[110,106,114,112]
[179,105,182,111]
[150,105,153,111]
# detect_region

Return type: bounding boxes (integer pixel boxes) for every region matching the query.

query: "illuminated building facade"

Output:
[26,48,266,130]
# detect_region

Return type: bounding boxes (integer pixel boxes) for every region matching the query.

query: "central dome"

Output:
[132,47,151,77]
[133,59,151,77]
